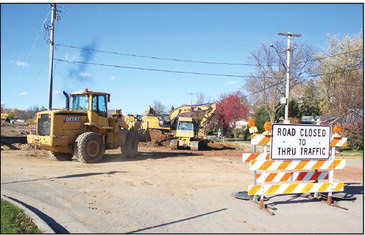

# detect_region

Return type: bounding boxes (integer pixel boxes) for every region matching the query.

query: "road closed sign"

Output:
[271,124,331,160]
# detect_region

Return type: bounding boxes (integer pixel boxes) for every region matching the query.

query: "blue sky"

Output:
[1,3,363,115]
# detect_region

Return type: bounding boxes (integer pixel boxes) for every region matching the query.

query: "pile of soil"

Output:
[146,129,170,147]
[1,121,35,137]
[1,121,36,151]
[207,142,225,149]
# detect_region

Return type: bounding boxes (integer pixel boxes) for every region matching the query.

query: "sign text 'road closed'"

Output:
[271,124,331,160]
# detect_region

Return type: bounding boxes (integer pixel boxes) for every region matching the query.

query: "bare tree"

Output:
[196,92,206,104]
[151,100,167,115]
[244,40,316,122]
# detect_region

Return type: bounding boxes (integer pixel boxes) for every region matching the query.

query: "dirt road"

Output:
[1,145,363,233]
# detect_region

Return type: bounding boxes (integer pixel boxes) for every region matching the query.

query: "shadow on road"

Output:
[264,183,363,208]
[1,136,27,150]
[343,182,364,195]
[126,208,227,233]
[1,171,127,185]
[102,151,201,163]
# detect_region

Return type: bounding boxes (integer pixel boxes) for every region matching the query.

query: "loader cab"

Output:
[70,94,89,111]
[69,89,110,127]
[69,89,110,116]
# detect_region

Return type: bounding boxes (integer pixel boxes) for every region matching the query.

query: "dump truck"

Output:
[170,103,216,151]
[27,89,140,163]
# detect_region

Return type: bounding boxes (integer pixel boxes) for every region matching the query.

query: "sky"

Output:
[1,3,363,115]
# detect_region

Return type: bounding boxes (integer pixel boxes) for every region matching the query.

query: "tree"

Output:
[244,40,316,122]
[313,33,363,150]
[298,79,321,116]
[252,106,270,133]
[151,100,167,115]
[196,92,206,104]
[216,92,249,130]
[313,33,363,117]
[25,105,46,120]
[276,99,301,121]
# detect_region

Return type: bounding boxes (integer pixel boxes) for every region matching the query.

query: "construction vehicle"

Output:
[123,114,150,142]
[1,112,9,124]
[141,106,171,133]
[142,104,215,132]
[170,103,216,151]
[138,104,216,147]
[27,89,140,163]
[1,112,9,120]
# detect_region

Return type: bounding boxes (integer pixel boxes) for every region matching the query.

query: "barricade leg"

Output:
[259,196,264,209]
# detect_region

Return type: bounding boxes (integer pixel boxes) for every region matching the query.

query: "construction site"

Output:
[1,3,363,234]
[1,95,363,233]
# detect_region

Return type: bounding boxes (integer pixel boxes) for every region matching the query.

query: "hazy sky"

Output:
[1,3,363,114]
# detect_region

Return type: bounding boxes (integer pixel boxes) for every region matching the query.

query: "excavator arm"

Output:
[196,103,216,138]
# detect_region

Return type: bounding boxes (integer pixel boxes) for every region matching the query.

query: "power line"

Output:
[311,49,363,62]
[54,58,278,79]
[55,43,258,66]
[54,57,362,99]
[305,66,363,78]
[243,80,286,98]
[55,57,362,80]
[242,66,363,98]
[15,9,51,82]
[55,43,363,68]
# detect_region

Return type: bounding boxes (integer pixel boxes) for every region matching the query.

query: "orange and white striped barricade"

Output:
[249,159,346,171]
[256,171,329,184]
[242,153,270,163]
[249,182,345,196]
[242,124,348,213]
[330,137,347,147]
[251,134,271,146]
[247,158,346,211]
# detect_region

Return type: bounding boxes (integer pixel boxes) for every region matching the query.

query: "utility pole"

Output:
[187,92,196,105]
[48,4,56,110]
[277,32,301,123]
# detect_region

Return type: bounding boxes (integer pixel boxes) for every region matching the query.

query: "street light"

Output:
[270,45,287,69]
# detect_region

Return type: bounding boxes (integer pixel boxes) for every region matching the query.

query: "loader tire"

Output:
[75,132,105,163]
[48,151,73,161]
[121,132,138,158]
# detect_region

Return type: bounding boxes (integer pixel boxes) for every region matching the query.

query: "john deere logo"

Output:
[65,116,81,122]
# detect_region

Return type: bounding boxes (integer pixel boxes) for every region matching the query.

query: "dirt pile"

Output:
[1,121,35,137]
[207,142,225,149]
[146,129,170,147]
[1,121,36,151]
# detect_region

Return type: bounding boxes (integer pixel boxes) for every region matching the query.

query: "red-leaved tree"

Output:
[216,92,249,126]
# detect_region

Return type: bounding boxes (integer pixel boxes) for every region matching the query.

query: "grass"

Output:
[1,199,43,234]
[339,146,363,153]
[337,147,363,157]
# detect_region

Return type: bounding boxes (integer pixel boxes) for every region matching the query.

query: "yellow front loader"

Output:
[27,89,141,163]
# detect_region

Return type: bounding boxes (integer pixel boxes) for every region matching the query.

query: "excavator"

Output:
[169,103,216,151]
[122,103,216,149]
